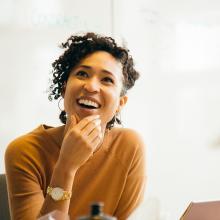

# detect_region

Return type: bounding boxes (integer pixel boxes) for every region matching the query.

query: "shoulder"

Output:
[5,125,50,165]
[110,127,145,150]
[107,127,146,163]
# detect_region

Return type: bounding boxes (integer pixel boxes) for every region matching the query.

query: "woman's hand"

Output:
[56,114,102,173]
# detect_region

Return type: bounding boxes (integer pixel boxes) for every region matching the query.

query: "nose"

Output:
[83,77,100,93]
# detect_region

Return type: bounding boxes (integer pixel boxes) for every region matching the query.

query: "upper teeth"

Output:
[78,99,99,108]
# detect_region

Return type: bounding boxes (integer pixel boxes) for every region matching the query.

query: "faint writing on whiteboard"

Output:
[32,12,88,29]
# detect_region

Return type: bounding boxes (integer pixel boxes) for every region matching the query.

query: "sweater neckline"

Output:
[39,124,111,154]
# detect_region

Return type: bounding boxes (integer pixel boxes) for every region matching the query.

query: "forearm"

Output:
[39,162,77,217]
[39,115,102,217]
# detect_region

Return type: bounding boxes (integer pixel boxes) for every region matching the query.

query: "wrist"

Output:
[54,161,77,179]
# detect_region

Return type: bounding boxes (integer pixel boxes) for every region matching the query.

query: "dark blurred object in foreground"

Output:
[77,202,117,220]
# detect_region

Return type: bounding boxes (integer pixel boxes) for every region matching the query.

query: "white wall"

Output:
[113,0,220,219]
[1,0,220,219]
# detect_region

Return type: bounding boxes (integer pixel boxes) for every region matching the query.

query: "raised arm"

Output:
[5,114,102,220]
[40,114,102,217]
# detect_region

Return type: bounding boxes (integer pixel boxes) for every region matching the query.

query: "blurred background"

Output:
[1,0,220,219]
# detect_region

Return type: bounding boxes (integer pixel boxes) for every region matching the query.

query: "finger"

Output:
[76,115,100,130]
[91,135,102,151]
[81,119,101,136]
[86,125,102,143]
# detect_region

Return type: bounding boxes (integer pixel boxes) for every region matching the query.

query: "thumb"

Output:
[66,114,79,129]
[70,114,77,126]
[70,113,81,126]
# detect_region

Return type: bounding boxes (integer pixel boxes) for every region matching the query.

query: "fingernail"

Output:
[92,114,100,118]
[95,119,101,125]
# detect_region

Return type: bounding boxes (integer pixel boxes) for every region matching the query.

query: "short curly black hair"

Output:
[48,32,140,129]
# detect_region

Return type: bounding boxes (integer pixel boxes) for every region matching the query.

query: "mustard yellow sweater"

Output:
[5,125,146,220]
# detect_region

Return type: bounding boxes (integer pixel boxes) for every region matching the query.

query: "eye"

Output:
[75,70,89,78]
[102,77,114,84]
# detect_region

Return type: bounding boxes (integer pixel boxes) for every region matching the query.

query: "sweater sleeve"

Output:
[114,131,147,220]
[5,138,45,220]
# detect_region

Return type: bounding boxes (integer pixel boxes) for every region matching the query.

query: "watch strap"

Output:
[47,186,72,201]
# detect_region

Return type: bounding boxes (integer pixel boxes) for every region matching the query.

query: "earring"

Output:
[115,110,123,127]
[58,98,67,124]
[116,111,122,122]
[58,97,64,111]
[113,115,117,124]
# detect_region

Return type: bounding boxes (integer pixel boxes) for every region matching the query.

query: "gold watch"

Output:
[47,186,72,201]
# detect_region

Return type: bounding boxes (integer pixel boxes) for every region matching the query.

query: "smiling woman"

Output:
[5,32,146,220]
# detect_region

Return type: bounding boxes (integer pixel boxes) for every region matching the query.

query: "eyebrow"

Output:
[77,65,115,77]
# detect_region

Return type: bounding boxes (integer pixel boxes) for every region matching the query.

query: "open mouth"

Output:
[77,98,101,110]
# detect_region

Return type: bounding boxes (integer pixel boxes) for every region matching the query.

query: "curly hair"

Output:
[48,32,140,129]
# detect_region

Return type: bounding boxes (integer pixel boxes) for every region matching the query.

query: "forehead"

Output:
[77,51,123,78]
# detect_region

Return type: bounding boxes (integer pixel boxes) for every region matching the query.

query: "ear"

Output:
[116,95,128,113]
[61,82,67,98]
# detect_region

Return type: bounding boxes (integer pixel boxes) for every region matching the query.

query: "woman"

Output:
[5,32,146,220]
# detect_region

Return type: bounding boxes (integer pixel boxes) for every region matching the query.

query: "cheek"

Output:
[105,87,120,105]
[102,91,120,119]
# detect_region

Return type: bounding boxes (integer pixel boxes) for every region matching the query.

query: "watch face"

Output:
[51,187,64,201]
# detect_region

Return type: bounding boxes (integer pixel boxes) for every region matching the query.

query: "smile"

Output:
[77,98,101,109]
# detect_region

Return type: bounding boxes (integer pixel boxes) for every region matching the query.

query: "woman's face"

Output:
[63,51,128,129]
